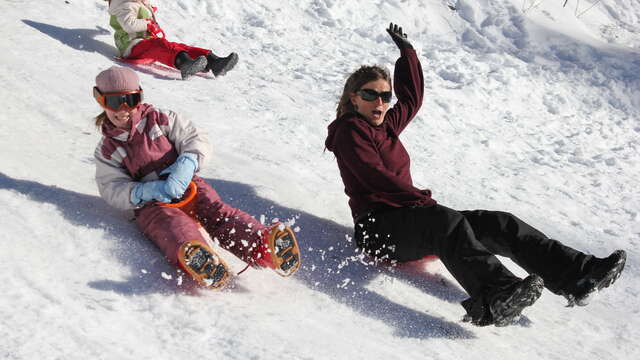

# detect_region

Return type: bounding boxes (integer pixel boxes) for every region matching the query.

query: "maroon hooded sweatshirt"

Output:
[325,48,436,221]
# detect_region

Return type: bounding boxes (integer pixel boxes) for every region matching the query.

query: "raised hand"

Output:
[386,23,413,50]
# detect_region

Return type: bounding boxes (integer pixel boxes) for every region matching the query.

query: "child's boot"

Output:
[253,224,301,276]
[205,52,239,77]
[178,241,231,290]
[174,51,208,80]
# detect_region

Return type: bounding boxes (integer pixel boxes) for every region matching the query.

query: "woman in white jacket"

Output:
[105,0,238,80]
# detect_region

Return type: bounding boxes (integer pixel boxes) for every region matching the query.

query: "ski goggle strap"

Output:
[93,87,144,111]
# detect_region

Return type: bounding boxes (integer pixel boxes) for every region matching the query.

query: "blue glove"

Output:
[131,180,172,205]
[160,152,198,200]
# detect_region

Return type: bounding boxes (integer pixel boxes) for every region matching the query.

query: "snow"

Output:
[1,0,639,359]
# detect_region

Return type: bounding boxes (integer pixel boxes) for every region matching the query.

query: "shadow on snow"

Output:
[0,172,475,339]
[0,172,179,295]
[21,19,186,81]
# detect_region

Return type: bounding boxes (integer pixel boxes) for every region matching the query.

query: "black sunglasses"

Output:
[356,88,392,103]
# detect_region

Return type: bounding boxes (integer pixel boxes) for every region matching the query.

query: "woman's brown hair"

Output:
[336,65,391,119]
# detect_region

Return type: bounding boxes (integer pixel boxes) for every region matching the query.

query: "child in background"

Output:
[92,66,300,289]
[105,0,238,80]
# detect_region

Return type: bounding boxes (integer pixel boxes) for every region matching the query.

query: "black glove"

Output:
[386,23,413,50]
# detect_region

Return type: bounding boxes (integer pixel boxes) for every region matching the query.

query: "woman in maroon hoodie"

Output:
[325,23,626,327]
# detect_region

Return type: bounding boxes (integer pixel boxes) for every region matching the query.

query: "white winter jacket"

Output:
[94,104,211,211]
[108,0,156,57]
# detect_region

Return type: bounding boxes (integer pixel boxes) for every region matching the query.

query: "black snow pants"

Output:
[354,204,594,310]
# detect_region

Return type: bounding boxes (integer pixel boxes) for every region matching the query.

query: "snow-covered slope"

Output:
[1,0,638,359]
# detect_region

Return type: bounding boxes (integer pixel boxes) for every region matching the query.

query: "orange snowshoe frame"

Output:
[177,241,231,290]
[264,225,301,277]
[159,182,230,290]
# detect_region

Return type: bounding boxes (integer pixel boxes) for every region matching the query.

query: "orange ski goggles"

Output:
[93,87,144,111]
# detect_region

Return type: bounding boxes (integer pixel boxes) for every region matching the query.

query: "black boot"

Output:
[489,274,544,326]
[174,51,208,80]
[205,52,239,77]
[564,250,626,307]
[463,274,544,327]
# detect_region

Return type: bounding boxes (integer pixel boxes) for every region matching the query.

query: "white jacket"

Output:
[95,104,211,211]
[108,0,156,57]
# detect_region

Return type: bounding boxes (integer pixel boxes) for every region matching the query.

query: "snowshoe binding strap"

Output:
[266,225,301,277]
[178,242,230,290]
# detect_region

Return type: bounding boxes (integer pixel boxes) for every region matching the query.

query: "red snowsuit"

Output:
[128,38,211,69]
[135,176,266,266]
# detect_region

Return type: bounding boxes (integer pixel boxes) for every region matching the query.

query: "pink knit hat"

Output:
[95,66,140,93]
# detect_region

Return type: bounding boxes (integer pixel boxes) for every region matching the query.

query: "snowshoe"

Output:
[262,224,301,277]
[565,250,626,307]
[178,242,231,290]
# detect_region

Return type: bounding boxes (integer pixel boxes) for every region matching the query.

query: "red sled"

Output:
[114,56,156,65]
[114,56,212,79]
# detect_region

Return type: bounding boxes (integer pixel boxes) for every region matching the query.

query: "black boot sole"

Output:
[492,274,544,327]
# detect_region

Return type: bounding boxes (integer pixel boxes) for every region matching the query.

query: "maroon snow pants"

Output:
[134,176,269,266]
[128,38,211,69]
